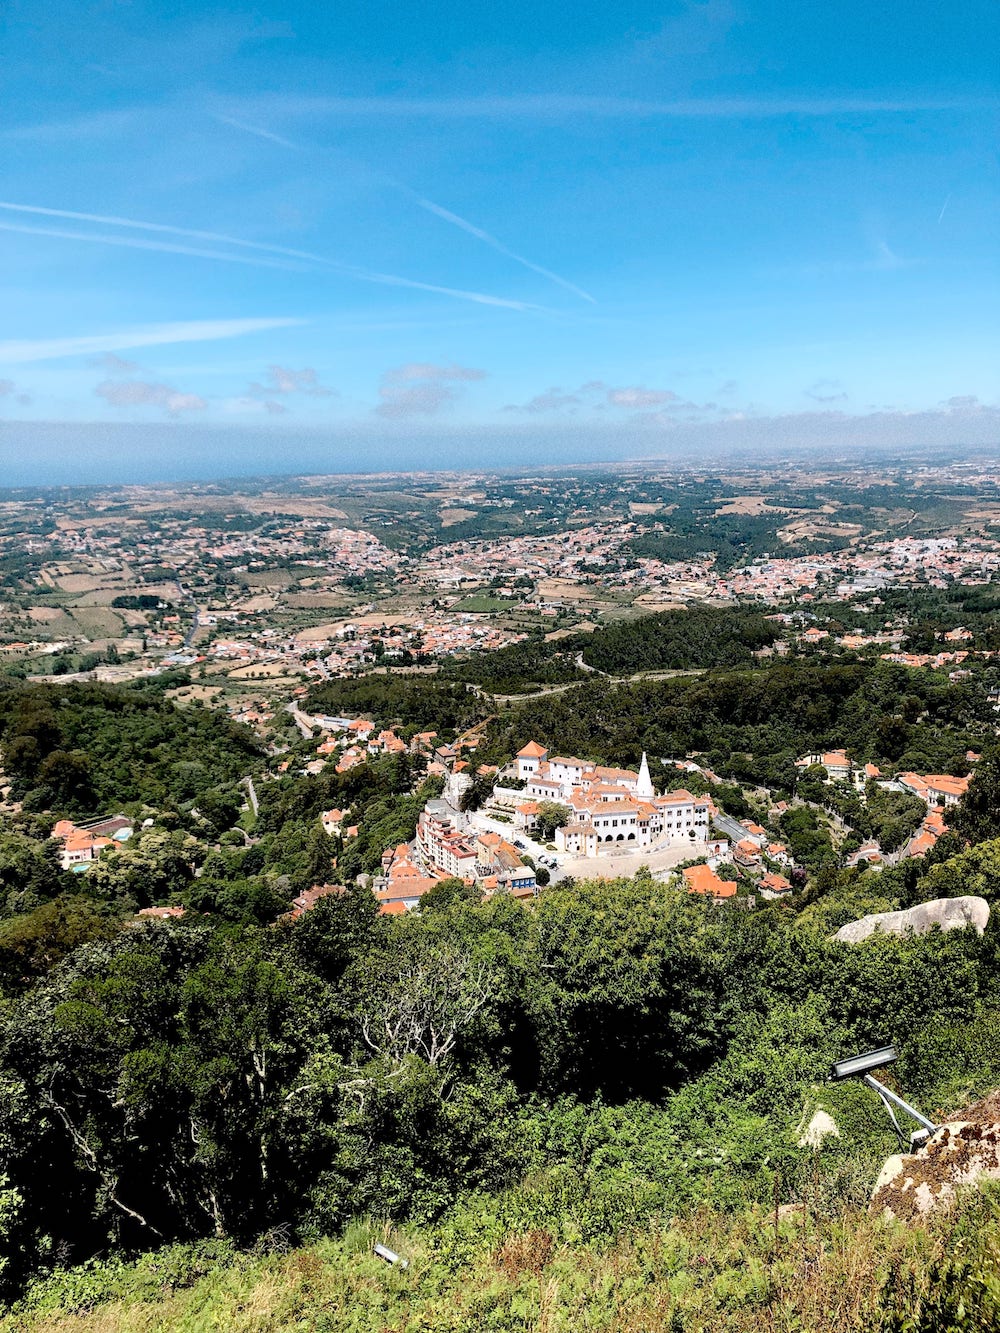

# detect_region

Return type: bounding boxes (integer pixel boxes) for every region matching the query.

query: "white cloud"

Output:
[805,379,849,404]
[376,382,456,418]
[503,387,582,414]
[95,379,207,416]
[375,362,488,417]
[91,352,141,372]
[248,365,335,397]
[384,362,486,383]
[223,396,289,415]
[607,385,679,407]
[0,317,302,366]
[0,378,31,406]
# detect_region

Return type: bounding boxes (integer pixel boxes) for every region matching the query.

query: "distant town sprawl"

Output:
[5,459,1000,693]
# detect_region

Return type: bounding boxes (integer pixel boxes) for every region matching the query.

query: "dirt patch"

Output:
[536,579,599,602]
[284,593,350,610]
[56,574,104,593]
[237,594,278,613]
[633,595,691,610]
[947,1092,1000,1123]
[70,608,124,638]
[439,508,478,526]
[714,496,781,515]
[165,684,224,705]
[243,570,296,589]
[246,497,349,519]
[778,518,863,544]
[545,624,596,641]
[225,662,302,680]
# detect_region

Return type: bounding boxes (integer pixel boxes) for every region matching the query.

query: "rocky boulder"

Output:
[872,1120,1000,1220]
[833,895,989,945]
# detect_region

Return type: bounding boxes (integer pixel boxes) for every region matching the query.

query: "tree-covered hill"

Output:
[576,605,779,675]
[1,868,1000,1327]
[438,607,782,695]
[305,674,490,735]
[477,657,989,786]
[0,679,264,814]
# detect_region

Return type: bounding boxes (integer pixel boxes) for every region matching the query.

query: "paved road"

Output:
[467,811,567,880]
[174,580,203,649]
[480,666,705,705]
[284,703,315,739]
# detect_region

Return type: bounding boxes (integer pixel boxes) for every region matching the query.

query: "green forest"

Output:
[0,678,264,814]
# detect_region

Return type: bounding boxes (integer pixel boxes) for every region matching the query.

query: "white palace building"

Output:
[515,742,711,857]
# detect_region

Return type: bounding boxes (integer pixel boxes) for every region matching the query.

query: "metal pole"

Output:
[863,1074,937,1133]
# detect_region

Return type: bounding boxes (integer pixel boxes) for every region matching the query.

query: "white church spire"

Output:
[636,751,654,800]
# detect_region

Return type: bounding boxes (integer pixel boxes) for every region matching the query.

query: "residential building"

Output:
[683,863,737,902]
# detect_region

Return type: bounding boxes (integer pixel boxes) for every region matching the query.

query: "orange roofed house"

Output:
[375,847,448,913]
[51,815,132,872]
[897,772,969,809]
[683,863,737,903]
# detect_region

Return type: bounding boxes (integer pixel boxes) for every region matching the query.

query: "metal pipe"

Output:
[863,1074,937,1133]
[374,1243,409,1269]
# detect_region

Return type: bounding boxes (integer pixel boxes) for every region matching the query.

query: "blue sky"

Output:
[1,0,998,480]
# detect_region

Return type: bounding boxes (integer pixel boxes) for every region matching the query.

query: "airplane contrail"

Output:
[215,114,594,302]
[938,192,952,224]
[411,196,595,303]
[0,201,540,311]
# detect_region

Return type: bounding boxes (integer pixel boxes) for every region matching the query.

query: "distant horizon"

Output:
[1,404,999,487]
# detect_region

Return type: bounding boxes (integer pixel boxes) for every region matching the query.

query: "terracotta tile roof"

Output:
[683,864,737,899]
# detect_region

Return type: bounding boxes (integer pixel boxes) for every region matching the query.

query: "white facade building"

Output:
[514,742,710,858]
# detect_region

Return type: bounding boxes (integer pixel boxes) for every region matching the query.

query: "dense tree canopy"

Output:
[0,680,263,815]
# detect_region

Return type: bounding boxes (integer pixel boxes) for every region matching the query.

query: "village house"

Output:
[290,884,345,918]
[845,842,884,868]
[475,832,537,894]
[682,863,737,902]
[375,846,448,912]
[415,801,478,878]
[759,871,793,899]
[51,815,133,872]
[896,772,969,808]
[796,749,881,790]
[901,808,950,859]
[734,839,763,873]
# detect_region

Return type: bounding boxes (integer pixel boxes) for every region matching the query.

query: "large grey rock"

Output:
[833,895,989,945]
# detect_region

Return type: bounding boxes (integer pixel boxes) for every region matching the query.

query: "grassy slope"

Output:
[2,1205,952,1333]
